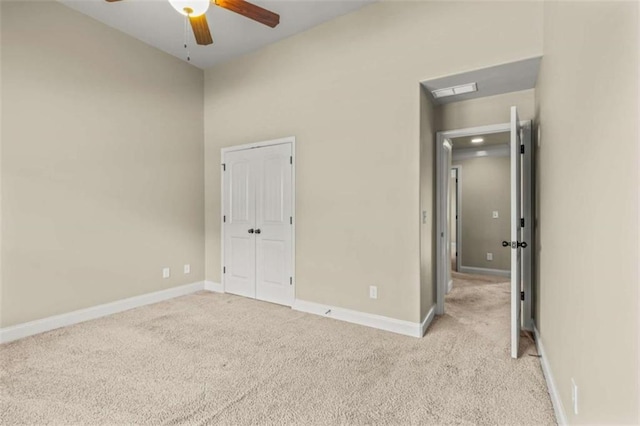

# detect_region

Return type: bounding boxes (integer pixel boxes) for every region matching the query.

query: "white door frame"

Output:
[436,138,452,315]
[220,136,296,305]
[451,165,462,275]
[436,123,533,330]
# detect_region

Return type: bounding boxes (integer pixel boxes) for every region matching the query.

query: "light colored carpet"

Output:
[1,273,555,425]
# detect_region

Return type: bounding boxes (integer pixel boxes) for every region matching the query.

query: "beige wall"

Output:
[437,89,535,132]
[205,1,543,323]
[420,87,436,320]
[452,156,510,271]
[535,1,638,423]
[0,1,205,327]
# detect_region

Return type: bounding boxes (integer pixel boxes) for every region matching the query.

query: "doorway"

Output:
[221,137,296,307]
[436,111,533,358]
[451,132,510,278]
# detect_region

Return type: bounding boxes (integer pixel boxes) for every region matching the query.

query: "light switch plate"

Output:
[369,286,378,299]
[184,264,191,274]
[487,253,493,261]
[162,268,170,279]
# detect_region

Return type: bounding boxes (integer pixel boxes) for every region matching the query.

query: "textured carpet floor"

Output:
[1,273,555,425]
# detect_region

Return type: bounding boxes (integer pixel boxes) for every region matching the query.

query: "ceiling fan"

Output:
[106,0,280,46]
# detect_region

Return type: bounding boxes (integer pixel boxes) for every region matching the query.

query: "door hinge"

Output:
[290,216,293,225]
[289,277,292,285]
[520,145,525,154]
[520,291,525,301]
[222,163,226,171]
[223,215,226,223]
[520,218,524,227]
[223,266,226,274]
[290,156,293,165]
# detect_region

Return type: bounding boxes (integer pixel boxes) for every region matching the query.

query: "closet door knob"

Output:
[248,229,254,234]
[255,229,261,234]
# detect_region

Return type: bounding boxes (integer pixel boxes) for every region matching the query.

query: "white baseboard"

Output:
[533,324,567,425]
[292,299,424,338]
[420,304,436,336]
[1,281,428,344]
[0,281,205,344]
[459,266,511,277]
[204,281,224,293]
[447,279,453,294]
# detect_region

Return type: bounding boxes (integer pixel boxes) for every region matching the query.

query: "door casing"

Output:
[221,136,296,306]
[451,165,462,276]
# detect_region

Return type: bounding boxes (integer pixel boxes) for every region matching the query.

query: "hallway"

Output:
[440,271,555,423]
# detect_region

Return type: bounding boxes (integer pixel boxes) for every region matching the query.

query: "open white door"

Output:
[509,106,522,359]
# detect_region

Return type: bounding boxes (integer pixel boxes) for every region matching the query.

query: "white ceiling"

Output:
[59,0,375,69]
[451,132,509,150]
[421,57,542,105]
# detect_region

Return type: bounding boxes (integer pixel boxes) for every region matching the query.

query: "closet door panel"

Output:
[223,150,256,299]
[255,144,293,306]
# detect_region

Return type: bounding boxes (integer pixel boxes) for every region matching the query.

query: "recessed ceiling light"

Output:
[471,138,484,143]
[431,82,478,99]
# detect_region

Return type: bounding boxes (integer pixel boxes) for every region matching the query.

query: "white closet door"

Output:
[223,149,257,299]
[255,144,294,306]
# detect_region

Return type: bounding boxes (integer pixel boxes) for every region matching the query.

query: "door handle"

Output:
[248,229,254,234]
[502,241,528,249]
[255,229,261,235]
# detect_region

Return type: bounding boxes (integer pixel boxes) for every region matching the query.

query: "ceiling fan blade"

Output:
[189,14,214,45]
[214,0,280,28]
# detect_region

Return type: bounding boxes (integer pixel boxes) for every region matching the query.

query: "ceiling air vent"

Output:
[431,82,478,99]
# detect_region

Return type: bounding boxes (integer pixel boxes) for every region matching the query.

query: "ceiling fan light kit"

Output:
[168,0,210,17]
[107,0,280,48]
